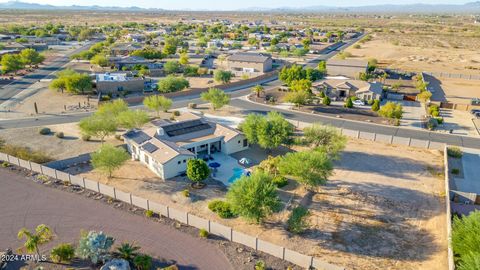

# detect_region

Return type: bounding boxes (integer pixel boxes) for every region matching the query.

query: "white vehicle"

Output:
[352,99,365,106]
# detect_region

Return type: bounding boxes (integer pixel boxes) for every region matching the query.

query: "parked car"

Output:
[352,99,365,106]
[470,109,480,115]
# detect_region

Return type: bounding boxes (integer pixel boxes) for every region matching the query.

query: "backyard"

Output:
[63,136,447,270]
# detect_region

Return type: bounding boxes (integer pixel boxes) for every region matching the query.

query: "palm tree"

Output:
[115,242,141,265]
[17,224,53,259]
[252,85,264,98]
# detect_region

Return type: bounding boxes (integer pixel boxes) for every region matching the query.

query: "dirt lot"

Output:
[345,34,480,75]
[66,137,447,270]
[429,77,480,105]
[0,123,122,160]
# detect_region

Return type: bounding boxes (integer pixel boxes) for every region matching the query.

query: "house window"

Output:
[144,154,149,165]
[238,140,241,144]
[243,139,248,147]
[178,160,181,165]
[183,160,186,163]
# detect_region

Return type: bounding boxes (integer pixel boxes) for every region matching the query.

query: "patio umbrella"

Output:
[238,158,252,166]
[209,162,221,169]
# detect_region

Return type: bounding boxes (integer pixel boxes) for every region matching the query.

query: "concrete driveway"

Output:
[0,168,233,270]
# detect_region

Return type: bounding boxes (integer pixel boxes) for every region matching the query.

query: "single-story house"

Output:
[110,43,143,56]
[123,114,249,179]
[226,52,273,76]
[313,79,383,100]
[326,59,368,79]
[95,72,145,94]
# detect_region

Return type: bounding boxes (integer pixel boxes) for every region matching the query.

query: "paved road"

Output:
[0,42,93,105]
[0,168,233,270]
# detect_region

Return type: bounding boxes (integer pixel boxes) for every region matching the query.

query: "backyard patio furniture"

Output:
[238,157,252,167]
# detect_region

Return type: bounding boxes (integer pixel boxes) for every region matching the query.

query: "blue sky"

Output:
[0,0,472,10]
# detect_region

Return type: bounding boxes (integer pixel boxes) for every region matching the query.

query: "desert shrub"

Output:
[431,110,440,117]
[114,134,122,141]
[255,260,266,270]
[322,96,331,105]
[172,110,180,116]
[287,206,310,234]
[344,97,353,108]
[448,147,463,158]
[451,168,460,175]
[353,44,361,49]
[272,175,288,188]
[199,229,208,238]
[181,189,190,197]
[55,132,64,138]
[2,161,9,167]
[145,210,154,218]
[208,200,235,218]
[436,117,444,124]
[160,265,179,270]
[188,103,197,109]
[134,254,152,270]
[81,134,91,141]
[452,211,480,269]
[38,127,51,135]
[0,144,52,163]
[428,104,440,116]
[50,243,75,263]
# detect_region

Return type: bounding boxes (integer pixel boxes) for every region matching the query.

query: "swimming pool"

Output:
[227,167,246,184]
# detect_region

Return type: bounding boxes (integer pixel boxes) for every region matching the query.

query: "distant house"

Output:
[326,59,368,79]
[123,113,249,179]
[313,79,383,100]
[226,52,273,76]
[95,72,145,94]
[109,56,164,76]
[110,43,143,56]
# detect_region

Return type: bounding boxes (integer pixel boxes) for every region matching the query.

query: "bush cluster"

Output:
[272,175,288,188]
[208,200,235,218]
[287,206,310,234]
[447,147,463,158]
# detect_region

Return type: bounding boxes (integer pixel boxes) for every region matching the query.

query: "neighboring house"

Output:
[110,43,143,56]
[123,114,249,179]
[226,52,273,76]
[109,56,163,76]
[326,59,368,79]
[313,79,383,100]
[95,72,145,94]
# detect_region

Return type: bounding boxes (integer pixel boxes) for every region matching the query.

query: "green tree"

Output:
[1,54,24,74]
[164,60,181,74]
[17,224,53,259]
[289,79,312,92]
[134,254,153,270]
[143,95,172,116]
[19,48,44,68]
[279,65,305,86]
[417,90,432,103]
[303,124,346,158]
[201,88,230,110]
[278,149,333,189]
[90,54,109,67]
[239,112,293,151]
[79,115,117,142]
[91,144,130,178]
[97,100,129,118]
[317,60,327,76]
[252,84,264,98]
[65,73,92,94]
[378,101,403,123]
[344,97,353,108]
[163,36,178,55]
[287,206,310,234]
[186,159,210,188]
[117,110,149,129]
[179,52,189,65]
[322,96,331,105]
[49,77,68,93]
[371,99,380,111]
[452,211,480,269]
[226,171,280,223]
[158,75,189,93]
[115,242,140,266]
[284,90,310,108]
[214,70,233,84]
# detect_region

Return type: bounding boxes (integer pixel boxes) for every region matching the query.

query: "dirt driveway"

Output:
[0,168,233,270]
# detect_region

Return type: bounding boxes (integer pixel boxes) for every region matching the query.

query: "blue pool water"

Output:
[227,168,246,184]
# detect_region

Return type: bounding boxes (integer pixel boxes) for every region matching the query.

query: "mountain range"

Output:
[1,0,480,13]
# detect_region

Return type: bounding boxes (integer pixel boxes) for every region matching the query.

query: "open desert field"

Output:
[428,76,480,105]
[66,136,447,270]
[344,33,480,75]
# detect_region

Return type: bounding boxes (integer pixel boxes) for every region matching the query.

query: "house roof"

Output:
[227,52,271,63]
[314,79,383,95]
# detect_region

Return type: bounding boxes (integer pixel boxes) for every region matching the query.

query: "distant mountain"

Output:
[0,1,163,11]
[1,0,480,13]
[239,2,480,13]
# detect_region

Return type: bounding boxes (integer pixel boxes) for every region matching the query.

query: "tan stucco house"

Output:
[226,52,273,76]
[123,114,249,180]
[314,79,383,100]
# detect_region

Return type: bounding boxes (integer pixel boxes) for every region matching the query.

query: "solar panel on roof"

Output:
[124,130,151,144]
[161,120,211,137]
[142,142,158,153]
